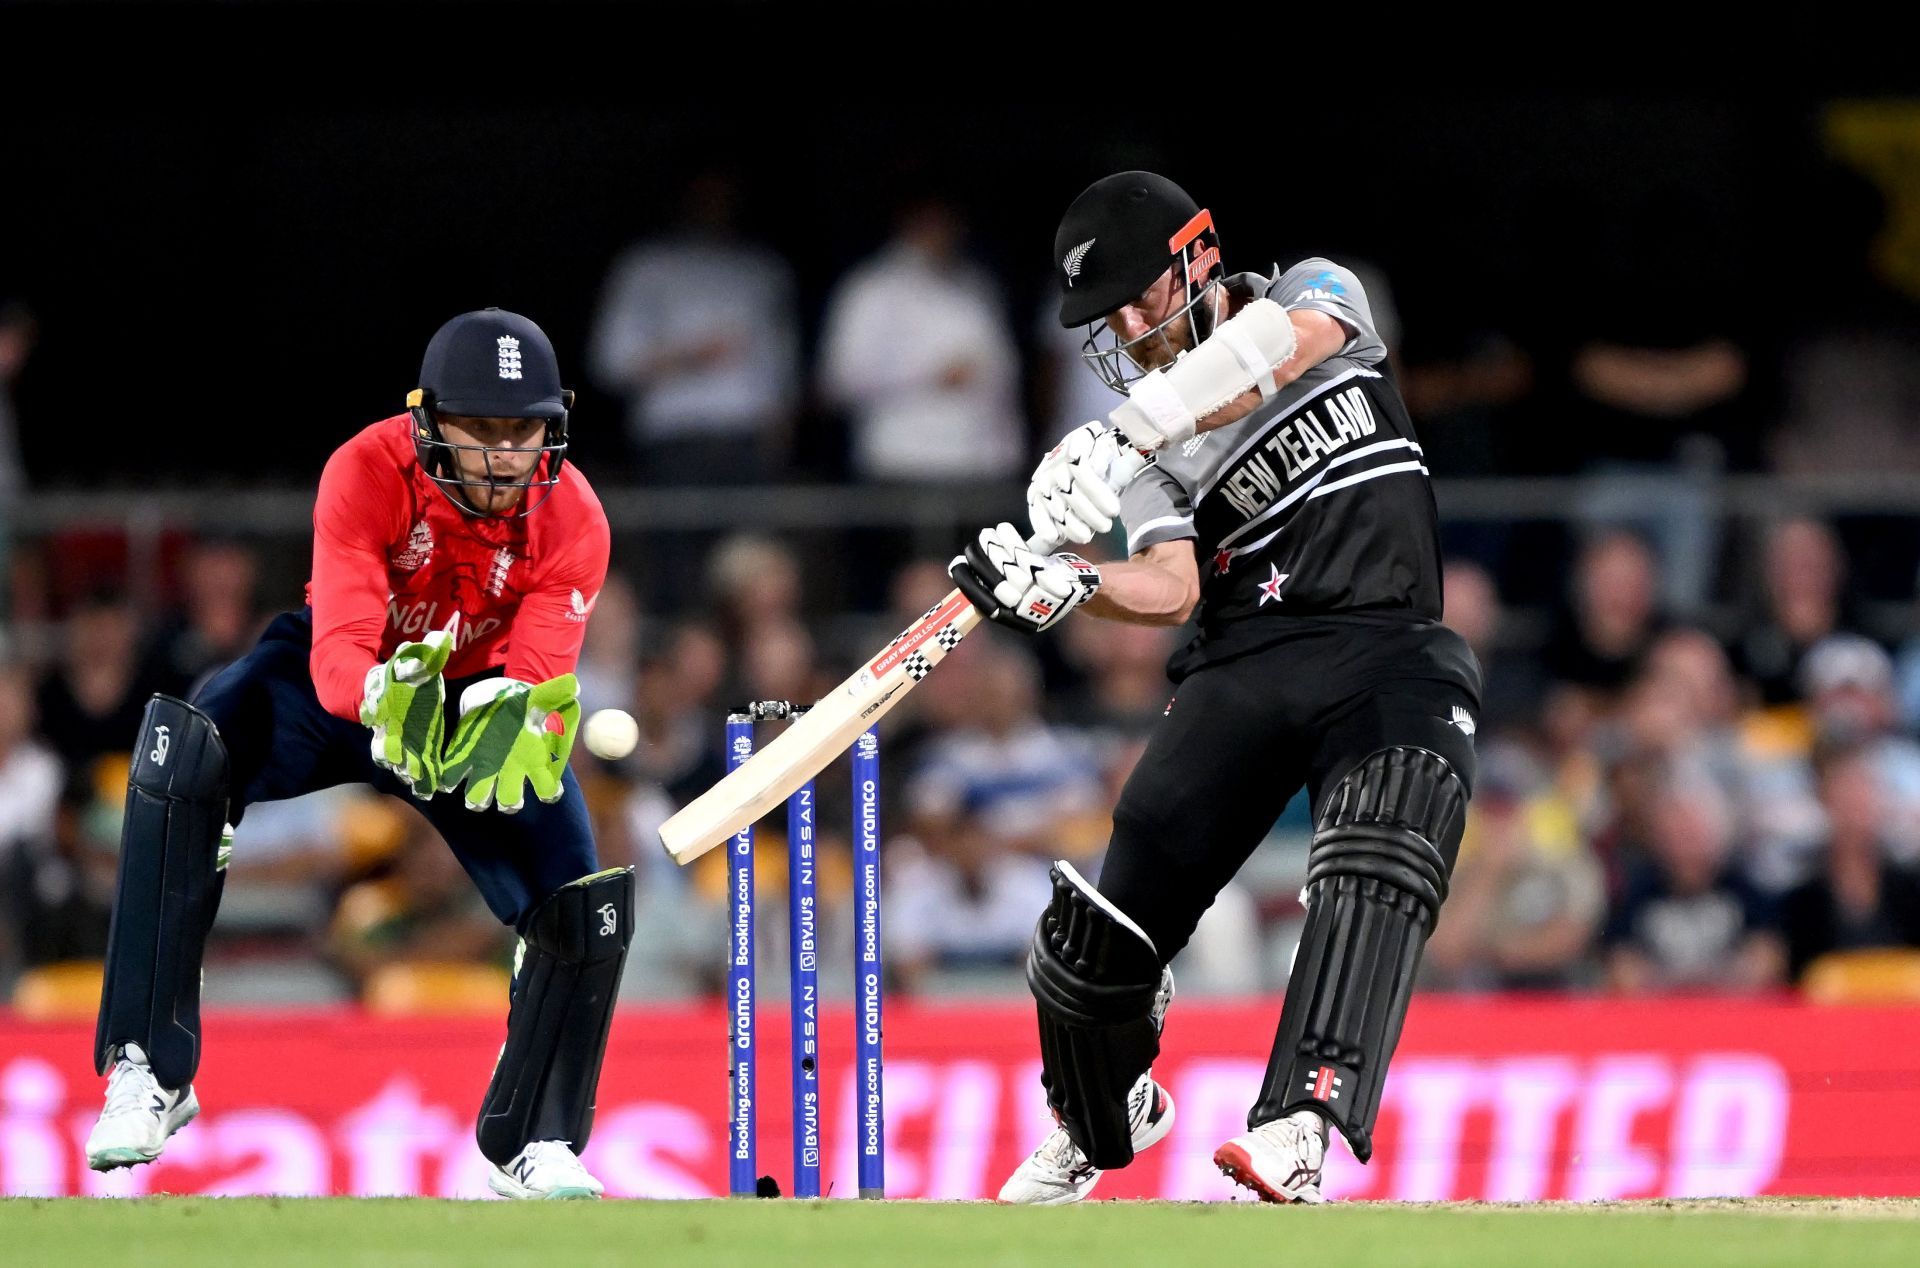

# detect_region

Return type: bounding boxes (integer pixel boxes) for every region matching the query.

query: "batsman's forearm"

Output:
[1083,557,1199,627]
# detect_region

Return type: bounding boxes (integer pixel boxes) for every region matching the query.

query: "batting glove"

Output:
[949,522,1101,636]
[441,673,581,813]
[1026,422,1152,547]
[360,618,457,800]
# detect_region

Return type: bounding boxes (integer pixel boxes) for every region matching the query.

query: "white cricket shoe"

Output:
[86,1043,201,1171]
[487,1140,605,1200]
[997,1073,1176,1205]
[1213,1109,1329,1204]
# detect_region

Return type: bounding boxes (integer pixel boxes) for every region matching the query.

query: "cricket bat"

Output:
[659,586,984,865]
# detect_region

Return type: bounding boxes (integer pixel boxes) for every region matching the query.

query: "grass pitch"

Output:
[6,1196,1919,1267]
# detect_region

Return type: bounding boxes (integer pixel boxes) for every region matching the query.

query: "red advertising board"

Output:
[4,998,1919,1200]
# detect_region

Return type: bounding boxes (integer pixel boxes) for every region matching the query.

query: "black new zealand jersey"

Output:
[1117,259,1471,689]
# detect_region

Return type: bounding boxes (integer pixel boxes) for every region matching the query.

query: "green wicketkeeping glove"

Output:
[441,673,581,814]
[359,620,457,800]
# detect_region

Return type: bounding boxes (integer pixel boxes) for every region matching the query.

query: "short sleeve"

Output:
[1267,257,1387,368]
[1120,464,1195,555]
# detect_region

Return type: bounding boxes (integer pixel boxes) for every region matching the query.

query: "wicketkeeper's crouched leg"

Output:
[94,695,230,1090]
[477,867,635,1166]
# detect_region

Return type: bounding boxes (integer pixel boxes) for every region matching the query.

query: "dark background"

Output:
[3,90,1878,486]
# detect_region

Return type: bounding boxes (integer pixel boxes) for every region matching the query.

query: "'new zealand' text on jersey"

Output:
[1119,259,1454,679]
[305,415,611,722]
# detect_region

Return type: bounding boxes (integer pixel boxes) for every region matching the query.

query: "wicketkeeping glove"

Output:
[949,522,1101,636]
[360,620,457,800]
[1026,422,1152,547]
[440,673,581,813]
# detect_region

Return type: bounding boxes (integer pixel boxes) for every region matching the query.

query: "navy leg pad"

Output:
[94,695,230,1089]
[477,867,635,1166]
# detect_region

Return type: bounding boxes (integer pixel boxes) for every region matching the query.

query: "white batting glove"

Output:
[1026,422,1152,547]
[948,522,1101,636]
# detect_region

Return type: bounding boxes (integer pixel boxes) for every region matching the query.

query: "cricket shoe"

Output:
[85,1043,201,1171]
[488,1141,605,1200]
[1213,1109,1329,1204]
[997,1073,1176,1205]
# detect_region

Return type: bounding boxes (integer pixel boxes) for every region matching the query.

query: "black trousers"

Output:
[1098,620,1481,961]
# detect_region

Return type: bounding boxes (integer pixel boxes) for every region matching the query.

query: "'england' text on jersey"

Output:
[1219,385,1379,520]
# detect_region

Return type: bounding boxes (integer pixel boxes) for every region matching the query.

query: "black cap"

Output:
[418,308,567,419]
[1054,171,1204,328]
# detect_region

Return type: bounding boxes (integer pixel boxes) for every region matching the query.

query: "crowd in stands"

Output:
[6,158,1920,1008]
[4,517,1920,1007]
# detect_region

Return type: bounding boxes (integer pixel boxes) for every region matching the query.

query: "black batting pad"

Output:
[1026,861,1165,1170]
[1251,747,1466,1160]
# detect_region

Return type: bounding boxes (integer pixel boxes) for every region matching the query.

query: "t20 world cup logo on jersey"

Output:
[392,521,434,572]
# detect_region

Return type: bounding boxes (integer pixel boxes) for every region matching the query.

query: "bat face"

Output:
[659,588,982,865]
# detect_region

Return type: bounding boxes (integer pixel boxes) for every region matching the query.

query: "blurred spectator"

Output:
[736,619,826,716]
[1443,558,1541,734]
[1628,628,1823,891]
[1425,749,1604,990]
[2,770,113,983]
[0,661,66,983]
[0,300,32,494]
[1403,330,1534,478]
[0,661,61,856]
[1779,742,1920,981]
[0,300,35,613]
[625,620,727,807]
[1542,531,1666,699]
[1055,618,1177,739]
[589,171,799,482]
[576,570,641,716]
[34,589,165,776]
[819,198,1022,482]
[1799,634,1920,863]
[1731,518,1858,706]
[888,641,1104,986]
[706,533,803,658]
[1565,206,1750,614]
[146,538,264,696]
[328,809,509,991]
[1602,775,1785,993]
[1033,297,1123,450]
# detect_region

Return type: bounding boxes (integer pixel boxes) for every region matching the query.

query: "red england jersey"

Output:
[305,415,611,722]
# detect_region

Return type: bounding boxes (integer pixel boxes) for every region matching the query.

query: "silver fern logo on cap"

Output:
[1061,238,1096,286]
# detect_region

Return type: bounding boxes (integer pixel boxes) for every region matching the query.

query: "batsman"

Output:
[86,309,632,1199]
[950,173,1481,1203]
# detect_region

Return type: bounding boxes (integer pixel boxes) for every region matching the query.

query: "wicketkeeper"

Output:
[87,309,632,1199]
[950,173,1482,1203]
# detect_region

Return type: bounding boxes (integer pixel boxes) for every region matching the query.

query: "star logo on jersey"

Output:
[1061,238,1096,285]
[1257,563,1289,605]
[1212,548,1234,576]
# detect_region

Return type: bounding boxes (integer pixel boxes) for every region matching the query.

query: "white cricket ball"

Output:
[583,708,640,761]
